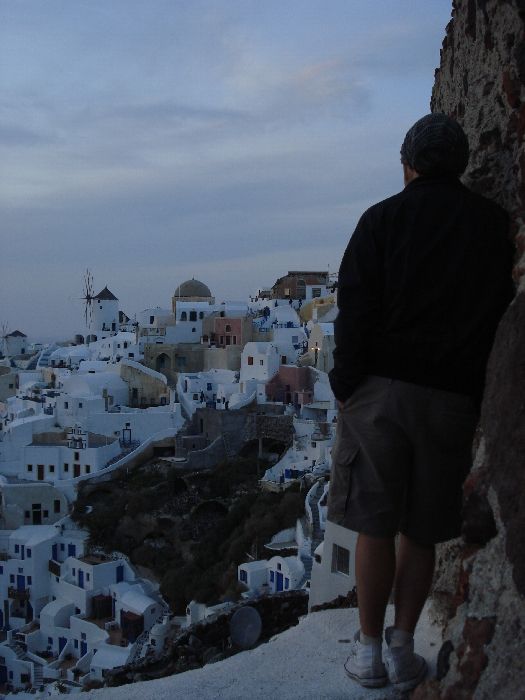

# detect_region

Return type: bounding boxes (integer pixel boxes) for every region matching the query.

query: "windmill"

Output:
[0,322,9,357]
[81,269,95,330]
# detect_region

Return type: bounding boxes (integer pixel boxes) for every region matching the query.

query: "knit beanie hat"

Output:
[400,113,469,176]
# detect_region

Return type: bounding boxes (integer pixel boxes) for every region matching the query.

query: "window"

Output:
[285,578,290,589]
[72,568,76,575]
[43,510,48,518]
[207,383,212,391]
[312,287,322,298]
[27,576,32,584]
[292,335,298,344]
[78,402,83,408]
[199,311,204,319]
[260,360,264,366]
[281,356,287,364]
[48,637,53,645]
[10,575,14,583]
[239,569,247,583]
[233,335,237,344]
[49,465,55,473]
[60,543,65,551]
[270,571,274,582]
[54,500,61,514]
[0,566,3,574]
[14,545,19,553]
[86,573,90,581]
[189,311,197,322]
[18,567,23,574]
[277,563,282,571]
[64,463,69,472]
[180,311,187,321]
[149,316,154,324]
[64,401,68,409]
[192,327,196,332]
[247,356,253,365]
[27,548,31,558]
[85,465,91,474]
[24,511,30,519]
[331,544,350,575]
[74,640,78,648]
[225,324,231,333]
[81,632,86,640]
[74,452,80,461]
[27,464,33,472]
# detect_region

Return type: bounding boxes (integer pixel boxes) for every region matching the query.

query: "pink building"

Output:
[202,316,251,348]
[265,366,314,406]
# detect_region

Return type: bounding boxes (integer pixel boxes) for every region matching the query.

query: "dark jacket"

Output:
[329,174,515,403]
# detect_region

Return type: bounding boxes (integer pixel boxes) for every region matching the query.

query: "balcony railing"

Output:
[49,559,61,577]
[8,587,30,601]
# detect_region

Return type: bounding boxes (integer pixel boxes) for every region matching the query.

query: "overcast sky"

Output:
[1,1,452,341]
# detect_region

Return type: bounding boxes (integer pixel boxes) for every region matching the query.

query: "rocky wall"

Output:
[415,1,525,697]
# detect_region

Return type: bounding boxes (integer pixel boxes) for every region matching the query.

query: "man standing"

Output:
[328,114,514,692]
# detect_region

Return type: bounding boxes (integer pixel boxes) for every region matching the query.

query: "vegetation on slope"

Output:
[72,452,304,614]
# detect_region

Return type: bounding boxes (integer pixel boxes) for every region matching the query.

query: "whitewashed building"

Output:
[89,287,119,341]
[21,426,121,483]
[0,519,167,691]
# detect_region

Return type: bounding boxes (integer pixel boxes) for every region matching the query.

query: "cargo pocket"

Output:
[327,433,360,526]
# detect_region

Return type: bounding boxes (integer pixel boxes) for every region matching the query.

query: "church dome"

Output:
[173,278,212,298]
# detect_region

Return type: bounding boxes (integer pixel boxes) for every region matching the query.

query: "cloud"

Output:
[0,124,57,147]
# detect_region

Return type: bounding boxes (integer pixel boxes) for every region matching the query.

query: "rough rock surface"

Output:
[418,1,525,697]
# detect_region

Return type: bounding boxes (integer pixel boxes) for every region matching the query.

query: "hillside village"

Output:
[0,271,358,695]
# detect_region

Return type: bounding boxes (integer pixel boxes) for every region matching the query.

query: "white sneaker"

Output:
[344,631,388,688]
[384,626,427,692]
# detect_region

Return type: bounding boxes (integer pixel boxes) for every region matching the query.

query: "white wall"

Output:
[21,438,121,483]
[91,298,119,337]
[240,343,280,383]
[308,521,357,610]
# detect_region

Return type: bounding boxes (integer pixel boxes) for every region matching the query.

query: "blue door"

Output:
[68,544,76,557]
[80,641,87,656]
[17,575,25,591]
[78,570,84,589]
[59,637,67,653]
[116,565,124,583]
[52,544,58,560]
[275,571,283,592]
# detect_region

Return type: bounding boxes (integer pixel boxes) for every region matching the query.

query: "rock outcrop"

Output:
[416,1,525,697]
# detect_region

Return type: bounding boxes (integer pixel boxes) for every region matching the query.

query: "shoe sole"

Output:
[344,663,388,688]
[390,658,428,693]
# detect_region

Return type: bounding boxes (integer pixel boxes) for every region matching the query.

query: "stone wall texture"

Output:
[415,1,525,698]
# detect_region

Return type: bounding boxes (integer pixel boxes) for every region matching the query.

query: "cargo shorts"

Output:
[327,376,478,545]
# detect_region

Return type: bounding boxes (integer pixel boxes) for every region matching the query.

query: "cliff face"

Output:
[416,1,525,698]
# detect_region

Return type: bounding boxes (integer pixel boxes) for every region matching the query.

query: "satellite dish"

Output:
[229,606,262,649]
